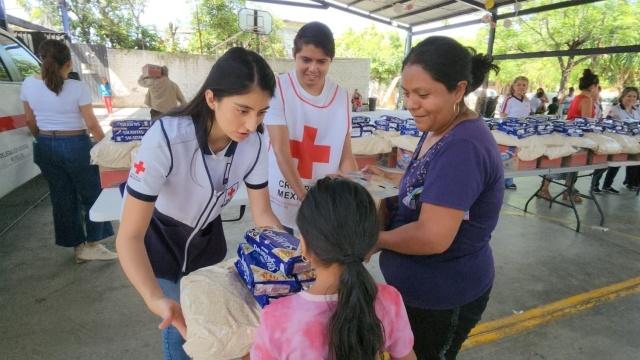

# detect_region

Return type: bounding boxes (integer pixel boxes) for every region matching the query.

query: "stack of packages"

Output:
[110,119,152,143]
[235,228,315,308]
[366,115,422,170]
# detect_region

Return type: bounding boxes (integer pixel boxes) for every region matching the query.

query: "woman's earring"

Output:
[453,102,460,116]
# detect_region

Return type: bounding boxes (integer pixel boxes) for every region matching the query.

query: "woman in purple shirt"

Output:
[366,36,503,359]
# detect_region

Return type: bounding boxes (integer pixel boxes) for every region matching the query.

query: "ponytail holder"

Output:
[341,255,364,265]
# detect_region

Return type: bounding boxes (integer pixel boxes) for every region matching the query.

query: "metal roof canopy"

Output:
[250,1,606,35]
[251,1,610,49]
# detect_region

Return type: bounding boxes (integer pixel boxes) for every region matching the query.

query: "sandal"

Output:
[537,189,551,200]
[562,192,582,204]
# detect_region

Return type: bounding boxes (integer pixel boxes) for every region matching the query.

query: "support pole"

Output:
[58,0,71,38]
[477,9,497,117]
[396,28,413,109]
[0,0,8,31]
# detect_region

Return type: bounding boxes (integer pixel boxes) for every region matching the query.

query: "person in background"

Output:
[20,39,116,263]
[98,77,113,115]
[607,86,640,191]
[366,36,502,360]
[352,88,363,112]
[265,22,357,231]
[138,65,186,120]
[251,178,416,360]
[594,85,603,119]
[529,87,548,114]
[547,96,559,115]
[499,75,530,190]
[117,48,282,360]
[540,69,600,203]
[560,86,575,116]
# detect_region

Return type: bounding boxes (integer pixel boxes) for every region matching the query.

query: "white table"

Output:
[353,110,412,120]
[511,161,640,232]
[89,183,250,222]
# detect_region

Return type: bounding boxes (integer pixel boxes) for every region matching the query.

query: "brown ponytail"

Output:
[38,40,71,95]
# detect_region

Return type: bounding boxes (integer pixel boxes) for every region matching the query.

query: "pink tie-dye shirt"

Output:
[250,283,414,359]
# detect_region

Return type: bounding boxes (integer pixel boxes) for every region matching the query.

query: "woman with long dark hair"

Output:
[116,47,282,360]
[252,177,416,360]
[21,39,116,263]
[366,36,502,359]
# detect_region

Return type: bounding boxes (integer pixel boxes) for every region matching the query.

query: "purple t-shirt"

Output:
[380,118,504,309]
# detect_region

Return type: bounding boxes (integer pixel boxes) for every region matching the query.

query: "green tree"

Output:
[16,0,164,50]
[469,0,640,94]
[188,0,285,57]
[336,25,404,86]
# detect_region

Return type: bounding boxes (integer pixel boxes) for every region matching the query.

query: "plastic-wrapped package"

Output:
[603,133,640,154]
[583,133,624,154]
[543,144,578,160]
[89,130,140,168]
[180,259,260,360]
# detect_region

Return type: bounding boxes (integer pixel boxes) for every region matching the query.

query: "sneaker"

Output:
[592,187,602,194]
[75,242,118,263]
[603,186,620,194]
[626,185,639,191]
[505,183,517,190]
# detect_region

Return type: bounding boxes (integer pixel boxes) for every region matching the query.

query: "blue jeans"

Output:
[157,278,189,360]
[33,134,113,247]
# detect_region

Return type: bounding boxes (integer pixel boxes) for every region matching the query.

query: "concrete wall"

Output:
[106,48,370,108]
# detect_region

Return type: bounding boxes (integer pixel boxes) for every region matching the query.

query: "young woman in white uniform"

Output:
[115,48,282,360]
[265,22,357,230]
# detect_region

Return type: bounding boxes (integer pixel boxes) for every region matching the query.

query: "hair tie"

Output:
[341,255,363,265]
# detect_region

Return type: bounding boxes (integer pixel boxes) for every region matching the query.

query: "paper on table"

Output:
[343,171,399,206]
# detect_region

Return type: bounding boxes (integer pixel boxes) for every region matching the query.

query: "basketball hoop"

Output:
[238,8,272,35]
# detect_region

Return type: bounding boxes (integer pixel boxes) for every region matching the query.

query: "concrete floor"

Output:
[2,128,640,359]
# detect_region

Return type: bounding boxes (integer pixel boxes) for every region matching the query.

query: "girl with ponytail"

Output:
[251,177,416,360]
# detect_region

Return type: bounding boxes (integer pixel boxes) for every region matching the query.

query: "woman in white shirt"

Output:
[499,76,530,190]
[608,87,640,191]
[21,39,116,263]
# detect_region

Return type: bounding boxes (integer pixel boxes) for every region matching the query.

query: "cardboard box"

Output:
[355,154,381,169]
[538,156,562,169]
[587,151,608,165]
[99,166,129,188]
[498,145,537,171]
[561,149,588,167]
[608,153,628,162]
[142,64,163,78]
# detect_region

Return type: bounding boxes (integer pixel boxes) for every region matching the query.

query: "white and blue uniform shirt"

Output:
[500,95,531,118]
[126,116,267,281]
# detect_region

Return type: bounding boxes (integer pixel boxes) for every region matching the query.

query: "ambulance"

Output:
[0,28,41,198]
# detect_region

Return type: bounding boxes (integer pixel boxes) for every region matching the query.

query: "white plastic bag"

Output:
[583,133,624,154]
[491,130,521,147]
[603,133,640,154]
[351,135,393,155]
[181,259,261,360]
[89,130,140,168]
[543,144,578,160]
[389,135,420,152]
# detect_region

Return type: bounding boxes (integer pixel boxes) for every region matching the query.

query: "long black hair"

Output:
[296,177,383,360]
[38,39,71,95]
[578,69,599,91]
[166,47,275,150]
[403,36,499,96]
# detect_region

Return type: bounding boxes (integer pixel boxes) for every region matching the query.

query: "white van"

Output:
[0,28,41,198]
